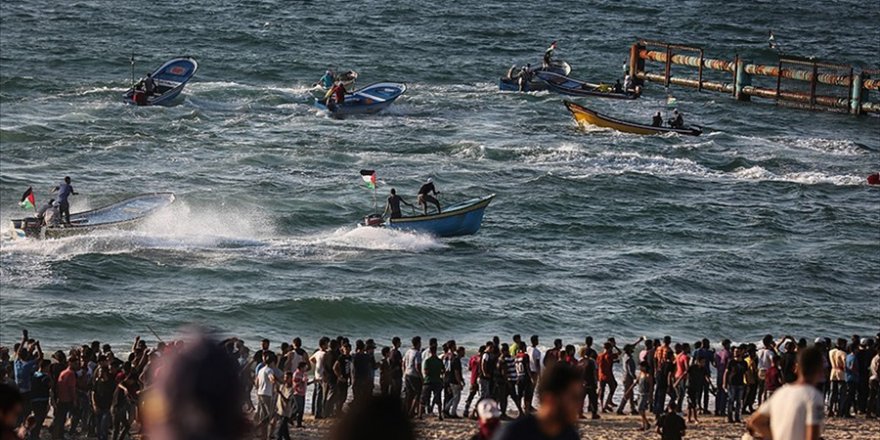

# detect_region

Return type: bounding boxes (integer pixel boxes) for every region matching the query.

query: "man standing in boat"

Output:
[52,176,77,225]
[143,72,156,97]
[384,188,414,220]
[543,41,557,68]
[417,178,441,215]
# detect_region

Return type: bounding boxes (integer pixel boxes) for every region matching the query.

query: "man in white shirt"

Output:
[255,356,279,440]
[756,335,777,406]
[402,337,423,416]
[309,337,329,419]
[827,338,847,417]
[748,346,825,440]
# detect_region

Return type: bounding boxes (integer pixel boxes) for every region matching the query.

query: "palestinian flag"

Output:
[20,187,35,210]
[359,169,377,189]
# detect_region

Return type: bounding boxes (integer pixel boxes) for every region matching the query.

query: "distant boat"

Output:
[499,60,572,92]
[868,173,880,185]
[123,57,198,106]
[361,194,495,237]
[315,82,406,116]
[536,71,639,100]
[10,193,175,239]
[563,100,702,136]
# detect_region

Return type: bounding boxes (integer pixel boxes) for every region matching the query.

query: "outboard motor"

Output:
[362,214,384,227]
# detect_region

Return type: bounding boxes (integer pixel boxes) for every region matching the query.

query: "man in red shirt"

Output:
[597,342,619,412]
[673,344,691,412]
[463,346,484,419]
[52,357,79,439]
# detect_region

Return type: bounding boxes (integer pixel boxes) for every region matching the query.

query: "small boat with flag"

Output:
[563,100,702,136]
[499,60,572,92]
[536,71,639,100]
[123,57,198,106]
[10,193,175,239]
[361,194,495,238]
[315,82,406,116]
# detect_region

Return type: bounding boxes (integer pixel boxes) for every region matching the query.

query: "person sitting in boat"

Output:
[623,75,633,91]
[651,111,663,127]
[669,110,684,129]
[417,178,441,215]
[43,201,61,227]
[613,79,623,93]
[318,69,335,89]
[518,64,534,91]
[324,81,347,108]
[384,188,413,220]
[543,41,557,68]
[35,198,55,224]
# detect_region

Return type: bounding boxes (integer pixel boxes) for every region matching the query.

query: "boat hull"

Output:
[10,193,175,240]
[499,60,571,92]
[536,71,639,100]
[563,100,702,136]
[365,194,495,237]
[123,57,198,106]
[315,82,405,116]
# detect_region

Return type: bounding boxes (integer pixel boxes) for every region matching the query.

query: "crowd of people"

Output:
[1,329,878,440]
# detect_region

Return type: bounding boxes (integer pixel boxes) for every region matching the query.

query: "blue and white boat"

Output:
[361,194,495,237]
[123,57,198,106]
[314,82,406,116]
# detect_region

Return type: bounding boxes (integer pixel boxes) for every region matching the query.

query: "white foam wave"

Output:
[731,167,864,185]
[316,226,445,252]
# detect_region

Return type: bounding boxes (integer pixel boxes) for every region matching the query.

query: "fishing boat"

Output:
[536,71,639,100]
[360,194,495,237]
[123,57,198,106]
[10,193,175,240]
[314,82,406,116]
[563,100,702,136]
[498,60,572,92]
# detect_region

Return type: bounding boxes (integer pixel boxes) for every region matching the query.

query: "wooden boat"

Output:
[123,57,198,106]
[360,194,495,237]
[536,71,639,100]
[10,193,175,239]
[498,60,571,92]
[314,82,406,116]
[563,100,702,136]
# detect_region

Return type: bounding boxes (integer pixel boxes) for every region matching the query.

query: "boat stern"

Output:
[9,218,42,240]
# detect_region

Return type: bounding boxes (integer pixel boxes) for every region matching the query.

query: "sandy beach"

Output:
[245,413,880,440]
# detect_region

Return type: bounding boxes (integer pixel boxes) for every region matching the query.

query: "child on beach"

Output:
[635,361,651,430]
[765,355,782,399]
[292,362,308,428]
[685,357,708,424]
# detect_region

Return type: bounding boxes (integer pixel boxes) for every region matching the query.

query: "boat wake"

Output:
[315,226,445,252]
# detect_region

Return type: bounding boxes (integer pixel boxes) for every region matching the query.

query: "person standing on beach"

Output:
[672,343,688,412]
[390,337,404,399]
[333,342,353,415]
[527,335,541,413]
[510,335,523,357]
[322,339,340,418]
[756,335,776,407]
[352,340,375,403]
[579,349,599,419]
[714,339,731,416]
[696,338,714,414]
[91,366,115,440]
[840,343,859,417]
[617,343,638,415]
[403,337,423,417]
[254,355,278,440]
[544,339,562,369]
[52,356,77,439]
[724,346,748,423]
[275,371,296,440]
[493,362,581,440]
[514,344,533,416]
[597,341,619,413]
[780,341,798,385]
[29,360,51,439]
[828,338,847,416]
[310,337,329,419]
[420,344,444,420]
[464,346,484,419]
[479,342,496,402]
[748,346,825,440]
[443,345,464,418]
[292,362,308,428]
[635,362,651,431]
